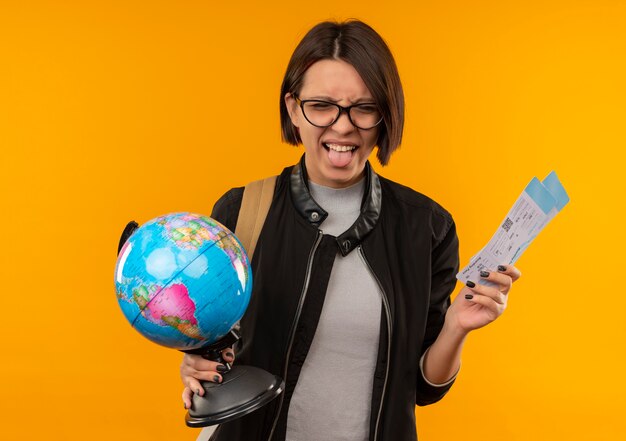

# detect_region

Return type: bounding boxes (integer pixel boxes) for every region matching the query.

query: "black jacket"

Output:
[209,155,460,441]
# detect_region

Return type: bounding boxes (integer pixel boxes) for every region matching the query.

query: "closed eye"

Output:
[309,102,334,109]
[353,104,378,114]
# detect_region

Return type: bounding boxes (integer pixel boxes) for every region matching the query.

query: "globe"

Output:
[114,212,253,351]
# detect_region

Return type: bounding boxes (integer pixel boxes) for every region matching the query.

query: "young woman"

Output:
[180,20,520,441]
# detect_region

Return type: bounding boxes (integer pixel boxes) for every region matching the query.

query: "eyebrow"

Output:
[306,95,376,104]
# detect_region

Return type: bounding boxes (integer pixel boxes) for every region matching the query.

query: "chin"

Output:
[323,168,361,186]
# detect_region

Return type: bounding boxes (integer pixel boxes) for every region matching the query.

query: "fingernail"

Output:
[213,375,221,383]
[216,364,228,373]
[196,389,201,395]
[226,352,234,358]
[184,403,188,409]
[480,270,490,278]
[498,265,507,272]
[465,294,474,300]
[466,280,476,288]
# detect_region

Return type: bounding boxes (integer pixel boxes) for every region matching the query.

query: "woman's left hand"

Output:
[446,264,522,333]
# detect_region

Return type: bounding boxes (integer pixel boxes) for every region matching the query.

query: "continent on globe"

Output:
[142,283,202,340]
[132,285,158,310]
[160,214,221,250]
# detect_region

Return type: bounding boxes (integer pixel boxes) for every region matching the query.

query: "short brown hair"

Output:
[280,20,404,166]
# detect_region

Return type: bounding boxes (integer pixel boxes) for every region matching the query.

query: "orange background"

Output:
[1,1,625,440]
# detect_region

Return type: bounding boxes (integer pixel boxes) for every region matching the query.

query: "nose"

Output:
[331,109,356,135]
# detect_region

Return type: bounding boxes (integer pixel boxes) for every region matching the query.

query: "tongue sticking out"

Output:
[328,148,354,167]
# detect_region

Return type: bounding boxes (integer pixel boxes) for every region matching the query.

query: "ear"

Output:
[284,92,300,128]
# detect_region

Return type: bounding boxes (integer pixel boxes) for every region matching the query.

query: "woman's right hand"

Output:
[181,347,235,409]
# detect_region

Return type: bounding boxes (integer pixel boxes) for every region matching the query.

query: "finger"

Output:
[185,377,204,398]
[183,355,228,373]
[464,290,503,316]
[479,270,512,294]
[182,387,193,409]
[184,354,213,370]
[186,369,224,384]
[221,347,235,363]
[466,280,506,305]
[497,264,522,282]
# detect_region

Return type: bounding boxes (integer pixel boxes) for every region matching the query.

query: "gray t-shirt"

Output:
[285,178,383,441]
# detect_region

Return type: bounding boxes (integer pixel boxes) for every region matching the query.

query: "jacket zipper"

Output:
[268,230,323,441]
[358,245,392,441]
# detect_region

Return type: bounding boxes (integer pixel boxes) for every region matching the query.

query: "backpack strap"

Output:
[234,176,277,260]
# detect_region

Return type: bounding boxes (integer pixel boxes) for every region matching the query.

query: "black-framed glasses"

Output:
[294,95,383,130]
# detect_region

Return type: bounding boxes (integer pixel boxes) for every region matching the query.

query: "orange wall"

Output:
[1,1,625,440]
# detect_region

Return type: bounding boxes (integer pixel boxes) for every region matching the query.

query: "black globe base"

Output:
[185,364,284,427]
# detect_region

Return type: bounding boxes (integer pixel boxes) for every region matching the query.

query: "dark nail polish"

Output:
[196,389,201,395]
[498,265,507,272]
[184,403,187,410]
[216,364,228,373]
[465,294,474,300]
[225,352,234,358]
[466,280,476,288]
[480,270,490,278]
[213,375,221,383]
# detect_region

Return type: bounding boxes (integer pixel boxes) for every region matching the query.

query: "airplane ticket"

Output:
[456,171,569,286]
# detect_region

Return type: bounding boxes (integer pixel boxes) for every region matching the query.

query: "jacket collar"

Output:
[289,154,382,256]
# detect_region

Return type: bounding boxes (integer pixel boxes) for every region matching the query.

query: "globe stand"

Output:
[183,330,284,427]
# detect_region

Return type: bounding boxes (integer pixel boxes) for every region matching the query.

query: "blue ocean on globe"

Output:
[114,213,252,350]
